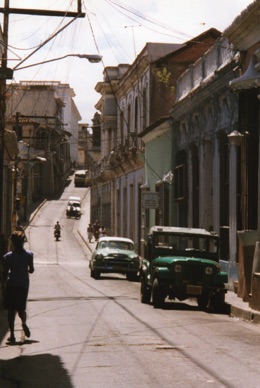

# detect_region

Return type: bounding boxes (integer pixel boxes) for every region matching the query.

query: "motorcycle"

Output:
[54,229,61,241]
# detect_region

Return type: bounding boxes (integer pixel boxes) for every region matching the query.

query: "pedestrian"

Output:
[1,231,34,343]
[15,221,27,242]
[99,225,107,237]
[92,220,100,241]
[87,223,93,243]
[0,233,8,299]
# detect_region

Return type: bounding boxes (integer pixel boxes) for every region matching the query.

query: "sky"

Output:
[0,0,256,125]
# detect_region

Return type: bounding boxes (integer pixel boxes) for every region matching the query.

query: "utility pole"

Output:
[0,1,85,234]
[0,0,11,234]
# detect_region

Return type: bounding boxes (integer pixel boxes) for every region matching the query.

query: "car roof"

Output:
[149,225,218,237]
[98,237,134,244]
[75,170,87,175]
[68,196,81,202]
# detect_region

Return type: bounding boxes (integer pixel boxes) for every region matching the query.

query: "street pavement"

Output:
[1,196,260,331]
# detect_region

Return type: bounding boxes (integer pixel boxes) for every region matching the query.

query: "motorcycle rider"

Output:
[53,221,61,238]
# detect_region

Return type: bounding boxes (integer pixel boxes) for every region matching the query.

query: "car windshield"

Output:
[99,241,134,250]
[152,233,218,254]
[68,202,80,208]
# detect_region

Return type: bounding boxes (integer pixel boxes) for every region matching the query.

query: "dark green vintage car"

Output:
[89,237,141,280]
[140,226,228,309]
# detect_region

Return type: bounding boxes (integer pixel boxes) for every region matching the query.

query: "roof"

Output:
[99,236,134,244]
[149,226,218,237]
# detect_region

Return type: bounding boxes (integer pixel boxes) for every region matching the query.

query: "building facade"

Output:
[91,31,221,252]
[3,80,80,230]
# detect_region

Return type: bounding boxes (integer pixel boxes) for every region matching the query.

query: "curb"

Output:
[230,305,260,324]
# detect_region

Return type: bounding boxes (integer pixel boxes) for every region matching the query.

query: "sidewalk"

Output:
[225,290,260,324]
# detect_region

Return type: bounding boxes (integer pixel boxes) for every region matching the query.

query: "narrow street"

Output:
[1,178,260,388]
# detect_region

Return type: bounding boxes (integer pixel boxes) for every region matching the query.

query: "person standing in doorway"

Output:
[2,231,34,343]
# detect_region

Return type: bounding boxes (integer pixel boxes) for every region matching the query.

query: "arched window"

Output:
[191,145,199,228]
[127,104,131,132]
[142,87,147,130]
[134,96,138,131]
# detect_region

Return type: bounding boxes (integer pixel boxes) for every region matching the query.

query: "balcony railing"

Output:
[176,38,233,101]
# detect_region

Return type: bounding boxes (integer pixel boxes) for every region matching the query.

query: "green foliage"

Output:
[156,67,175,95]
[156,67,171,86]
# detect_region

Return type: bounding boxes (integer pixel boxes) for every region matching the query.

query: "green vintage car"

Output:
[89,237,141,280]
[140,226,228,309]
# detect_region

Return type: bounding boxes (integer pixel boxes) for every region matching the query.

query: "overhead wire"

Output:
[7,1,79,118]
[105,0,193,41]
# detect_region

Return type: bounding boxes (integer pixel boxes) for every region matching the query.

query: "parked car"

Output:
[140,226,228,310]
[89,237,141,280]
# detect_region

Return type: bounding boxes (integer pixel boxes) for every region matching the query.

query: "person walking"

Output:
[93,220,100,241]
[2,231,34,343]
[87,223,93,243]
[15,221,27,242]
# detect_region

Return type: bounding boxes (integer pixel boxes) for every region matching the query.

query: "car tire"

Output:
[152,278,165,308]
[126,272,137,281]
[211,292,225,311]
[140,277,151,304]
[197,293,209,309]
[93,270,100,280]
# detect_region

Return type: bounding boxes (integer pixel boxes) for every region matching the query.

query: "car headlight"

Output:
[95,254,103,260]
[205,266,213,275]
[174,264,182,273]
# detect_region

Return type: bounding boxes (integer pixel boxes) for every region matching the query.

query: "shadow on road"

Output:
[0,353,74,387]
[154,300,232,316]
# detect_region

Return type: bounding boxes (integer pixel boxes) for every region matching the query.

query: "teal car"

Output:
[89,237,141,281]
[140,226,228,309]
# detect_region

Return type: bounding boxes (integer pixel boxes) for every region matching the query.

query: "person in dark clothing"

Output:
[87,223,93,243]
[2,231,34,343]
[92,220,100,241]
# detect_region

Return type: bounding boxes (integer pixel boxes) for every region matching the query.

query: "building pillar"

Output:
[228,141,238,285]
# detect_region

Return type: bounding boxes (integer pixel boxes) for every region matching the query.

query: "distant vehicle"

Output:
[66,196,81,219]
[89,236,141,281]
[140,226,228,310]
[74,170,92,187]
[68,196,81,206]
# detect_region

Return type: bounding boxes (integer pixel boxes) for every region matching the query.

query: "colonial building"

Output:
[6,80,81,165]
[160,0,259,294]
[169,36,239,283]
[223,0,260,298]
[91,30,221,252]
[4,80,80,225]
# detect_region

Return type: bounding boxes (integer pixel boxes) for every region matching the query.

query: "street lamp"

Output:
[14,53,102,71]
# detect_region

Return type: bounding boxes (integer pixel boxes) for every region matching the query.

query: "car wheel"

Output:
[152,278,165,308]
[140,277,151,304]
[211,292,225,311]
[197,294,209,309]
[93,270,100,280]
[126,272,137,281]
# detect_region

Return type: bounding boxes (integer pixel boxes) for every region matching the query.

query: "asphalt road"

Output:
[1,177,260,388]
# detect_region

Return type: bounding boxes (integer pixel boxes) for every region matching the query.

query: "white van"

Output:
[74,170,92,187]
